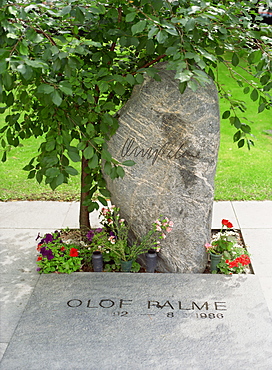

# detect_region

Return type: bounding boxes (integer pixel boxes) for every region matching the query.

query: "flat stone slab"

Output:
[1,273,272,370]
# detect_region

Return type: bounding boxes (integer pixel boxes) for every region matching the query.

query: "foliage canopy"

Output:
[0,0,271,227]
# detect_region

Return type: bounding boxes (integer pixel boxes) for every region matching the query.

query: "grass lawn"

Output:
[0,135,81,201]
[0,62,271,202]
[214,62,272,200]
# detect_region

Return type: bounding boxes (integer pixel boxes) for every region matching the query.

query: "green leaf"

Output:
[122,160,136,166]
[0,61,7,74]
[113,82,126,95]
[68,150,81,162]
[101,149,112,162]
[233,130,241,142]
[231,53,239,67]
[88,153,98,169]
[88,202,99,213]
[65,166,79,176]
[260,74,270,86]
[135,74,144,84]
[45,140,55,151]
[51,90,62,106]
[258,103,266,113]
[250,89,258,102]
[238,139,245,148]
[230,116,241,129]
[103,161,112,175]
[55,173,65,187]
[93,137,104,145]
[1,151,7,162]
[146,39,155,55]
[59,84,73,96]
[60,5,71,16]
[178,81,187,94]
[97,196,108,206]
[185,18,195,32]
[243,87,250,94]
[126,11,137,22]
[45,167,60,178]
[131,20,146,35]
[6,92,14,107]
[28,170,36,179]
[241,124,251,134]
[99,188,111,198]
[222,110,230,119]
[156,30,168,44]
[83,146,94,159]
[116,166,125,178]
[75,7,85,23]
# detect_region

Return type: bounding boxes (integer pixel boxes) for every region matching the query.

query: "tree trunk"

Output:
[79,156,91,230]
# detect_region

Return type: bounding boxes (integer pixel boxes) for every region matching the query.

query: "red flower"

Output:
[60,246,65,251]
[69,248,78,257]
[37,256,42,261]
[222,219,233,228]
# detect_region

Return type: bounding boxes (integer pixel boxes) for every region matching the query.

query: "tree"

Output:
[0,0,271,229]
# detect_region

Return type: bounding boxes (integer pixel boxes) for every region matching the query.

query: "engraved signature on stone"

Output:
[120,138,185,165]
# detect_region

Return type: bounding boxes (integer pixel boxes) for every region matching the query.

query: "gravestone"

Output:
[1,273,272,369]
[103,63,220,272]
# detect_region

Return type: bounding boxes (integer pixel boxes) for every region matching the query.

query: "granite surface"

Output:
[1,273,272,370]
[104,63,220,272]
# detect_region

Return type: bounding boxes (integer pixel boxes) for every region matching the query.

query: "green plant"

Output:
[102,206,173,257]
[87,206,173,271]
[205,219,234,255]
[36,231,82,273]
[0,0,271,229]
[205,219,251,274]
[216,247,251,274]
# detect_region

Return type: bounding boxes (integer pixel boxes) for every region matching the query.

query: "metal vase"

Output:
[120,260,133,272]
[210,253,223,273]
[146,249,157,273]
[92,251,103,272]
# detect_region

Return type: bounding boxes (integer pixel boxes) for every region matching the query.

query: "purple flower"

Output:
[86,230,95,242]
[87,228,104,242]
[40,246,54,260]
[95,228,103,233]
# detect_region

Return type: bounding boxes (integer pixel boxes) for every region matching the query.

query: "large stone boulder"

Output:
[103,63,220,272]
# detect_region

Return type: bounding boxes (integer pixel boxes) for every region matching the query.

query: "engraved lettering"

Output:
[120,137,185,165]
[178,301,192,310]
[119,299,133,308]
[192,302,209,310]
[160,300,175,310]
[67,299,82,308]
[86,300,98,308]
[99,299,115,308]
[148,300,160,309]
[214,302,227,311]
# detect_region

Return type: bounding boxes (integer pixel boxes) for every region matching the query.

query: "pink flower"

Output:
[205,243,213,250]
[166,227,172,233]
[161,233,166,239]
[156,225,162,231]
[169,221,174,227]
[156,247,161,252]
[108,236,116,244]
[101,207,110,216]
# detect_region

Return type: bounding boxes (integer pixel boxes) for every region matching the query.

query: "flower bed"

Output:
[36,214,252,274]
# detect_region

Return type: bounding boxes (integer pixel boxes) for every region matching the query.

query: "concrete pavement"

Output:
[0,200,271,363]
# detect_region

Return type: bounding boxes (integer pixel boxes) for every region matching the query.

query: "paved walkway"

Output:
[0,200,271,363]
